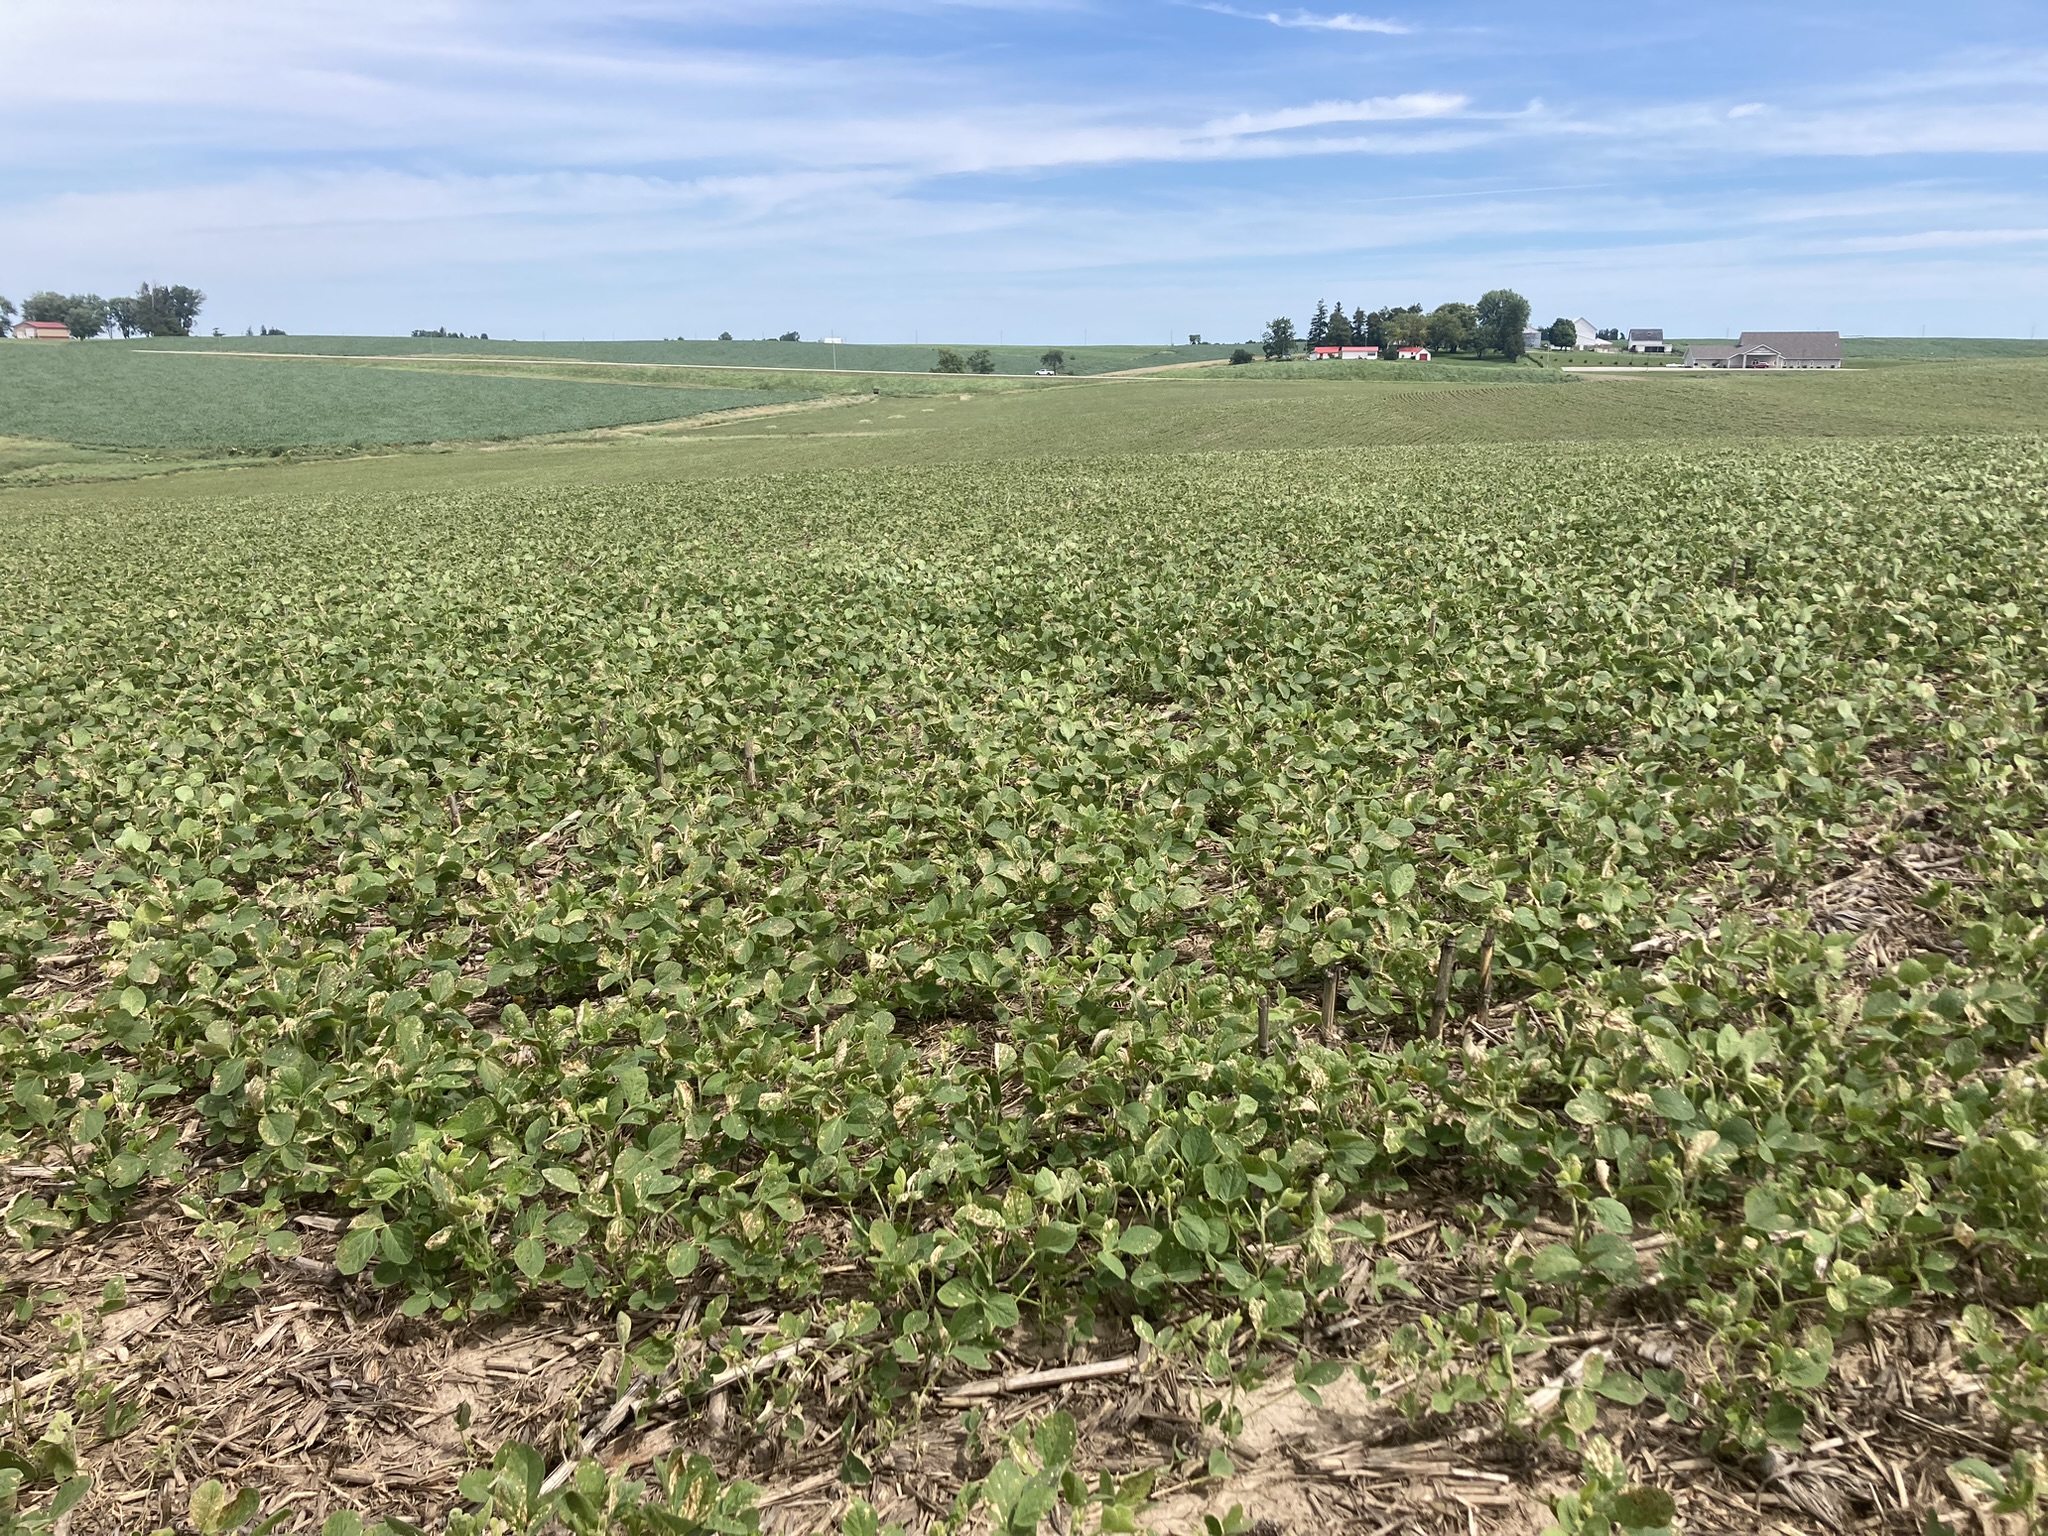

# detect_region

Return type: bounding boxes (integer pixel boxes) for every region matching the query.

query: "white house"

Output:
[1628,329,1670,354]
[1572,318,1614,351]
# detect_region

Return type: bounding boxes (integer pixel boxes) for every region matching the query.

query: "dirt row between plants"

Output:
[4,1160,2028,1536]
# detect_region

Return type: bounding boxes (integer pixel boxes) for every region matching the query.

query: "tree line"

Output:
[2,284,206,338]
[1259,289,1532,361]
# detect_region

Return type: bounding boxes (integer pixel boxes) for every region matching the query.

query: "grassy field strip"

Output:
[0,342,816,453]
[129,348,1087,383]
[147,333,1250,378]
[1559,366,1867,376]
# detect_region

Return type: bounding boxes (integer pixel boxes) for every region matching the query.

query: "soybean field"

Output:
[4,434,2048,1535]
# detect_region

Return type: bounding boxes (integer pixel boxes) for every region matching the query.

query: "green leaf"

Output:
[513,1237,546,1278]
[1594,1367,1647,1405]
[190,1480,231,1535]
[1590,1197,1633,1236]
[1034,1411,1077,1472]
[1034,1221,1079,1256]
[1201,1160,1247,1203]
[334,1225,380,1276]
[49,1477,92,1520]
[1564,1088,1608,1126]
[1118,1224,1161,1255]
[1949,1457,2007,1497]
[1531,1243,1582,1282]
[1763,1394,1806,1446]
[1609,1486,1677,1528]
[1648,1086,1695,1121]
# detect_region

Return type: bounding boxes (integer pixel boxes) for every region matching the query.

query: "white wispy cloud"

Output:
[1203,93,1466,136]
[1199,5,1411,33]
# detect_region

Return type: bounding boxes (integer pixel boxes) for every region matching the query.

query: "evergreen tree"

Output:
[1352,306,1367,340]
[1306,300,1330,348]
[1328,303,1354,346]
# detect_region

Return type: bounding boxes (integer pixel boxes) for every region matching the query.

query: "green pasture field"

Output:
[0,342,811,454]
[5,394,2048,1536]
[147,333,1241,376]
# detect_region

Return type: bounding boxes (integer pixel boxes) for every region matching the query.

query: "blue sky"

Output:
[5,1,2047,342]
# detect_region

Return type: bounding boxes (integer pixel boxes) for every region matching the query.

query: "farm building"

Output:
[1730,331,1843,369]
[1684,333,1843,369]
[1310,344,1378,361]
[1571,319,1614,351]
[1396,346,1432,361]
[1628,328,1670,353]
[13,319,71,340]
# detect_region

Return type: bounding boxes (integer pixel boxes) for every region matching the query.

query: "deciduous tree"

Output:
[966,349,995,374]
[931,349,966,374]
[1039,349,1066,374]
[1426,302,1477,355]
[129,283,206,337]
[64,295,110,339]
[1260,317,1297,360]
[1476,289,1532,359]
[1364,304,1422,351]
[1385,308,1429,349]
